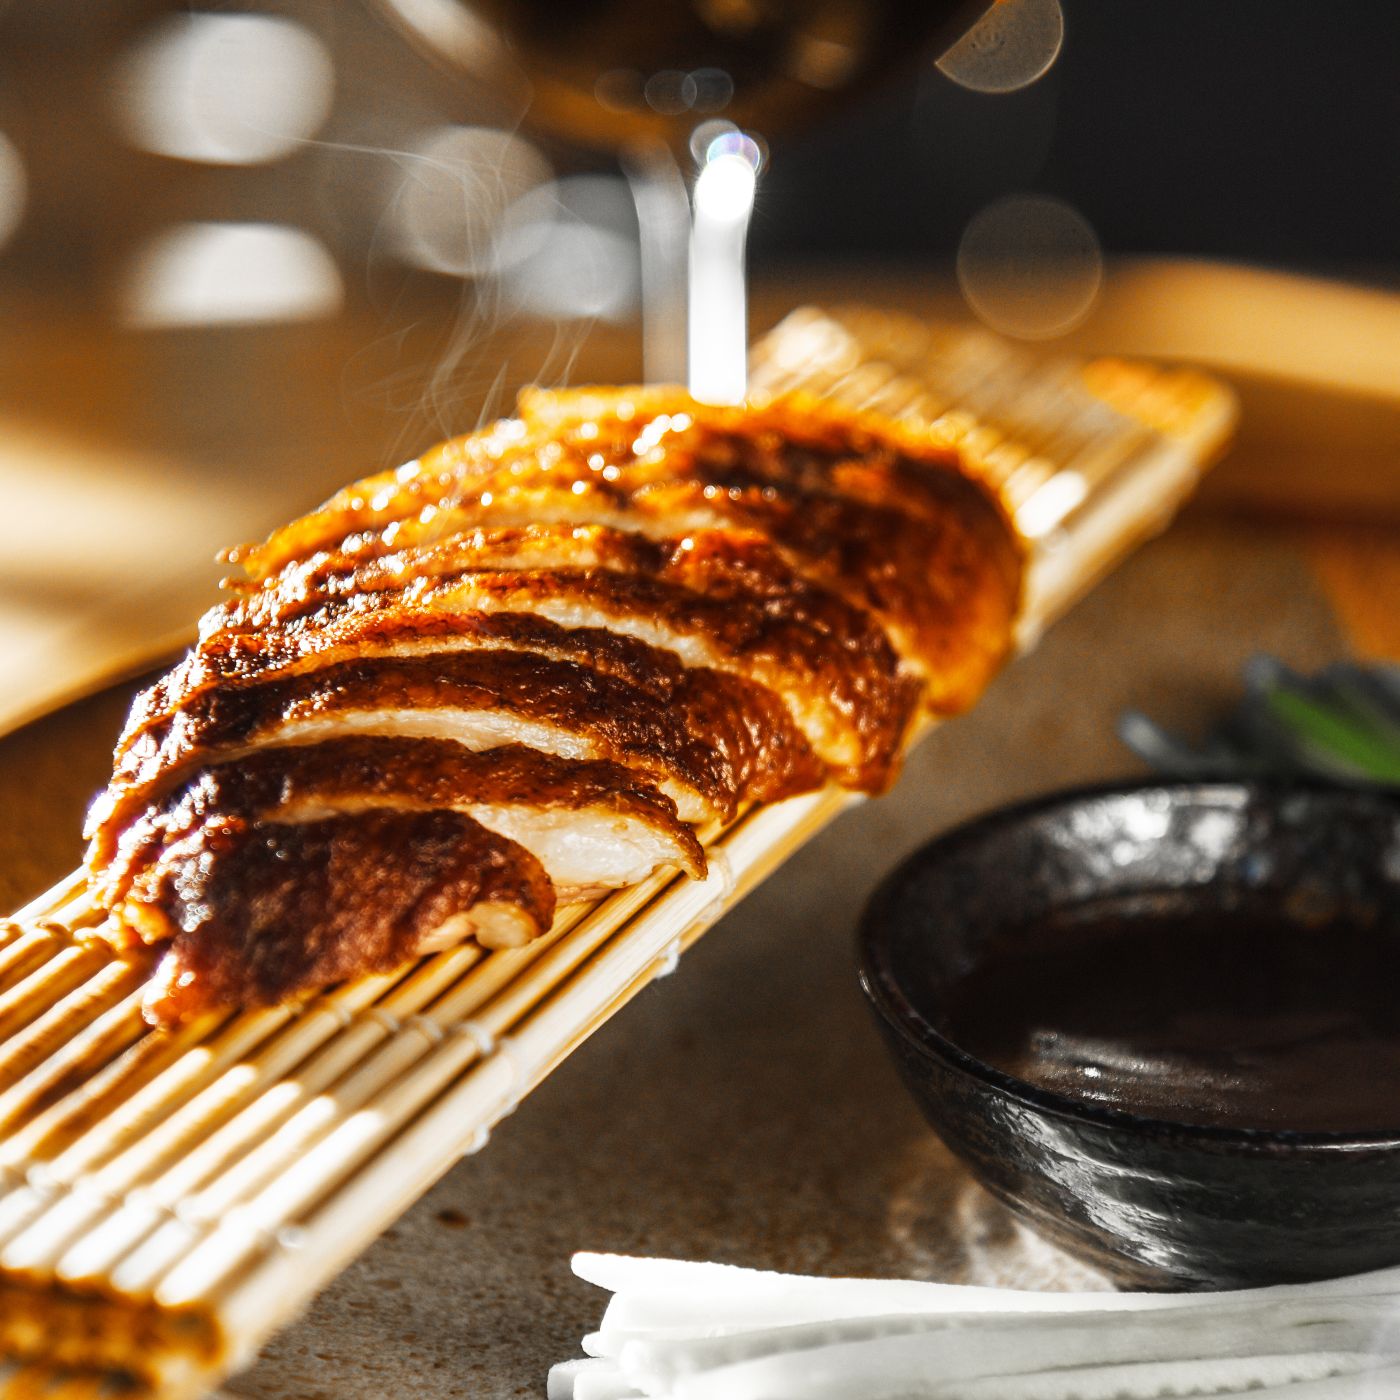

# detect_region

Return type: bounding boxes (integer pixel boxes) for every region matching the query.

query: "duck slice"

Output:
[91,652,753,868]
[240,464,1016,712]
[97,737,705,915]
[216,524,918,786]
[224,390,1021,711]
[127,807,554,1025]
[111,608,825,814]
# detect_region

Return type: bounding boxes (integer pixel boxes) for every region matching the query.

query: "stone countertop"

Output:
[0,512,1350,1398]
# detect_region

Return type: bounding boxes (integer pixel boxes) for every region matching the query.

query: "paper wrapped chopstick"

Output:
[550,1255,1400,1400]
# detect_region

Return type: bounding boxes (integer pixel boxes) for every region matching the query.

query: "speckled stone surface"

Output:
[0,515,1345,1398]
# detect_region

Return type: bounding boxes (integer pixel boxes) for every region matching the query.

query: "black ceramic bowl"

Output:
[859,781,1400,1291]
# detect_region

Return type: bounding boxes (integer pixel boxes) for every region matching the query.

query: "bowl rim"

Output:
[858,777,1400,1151]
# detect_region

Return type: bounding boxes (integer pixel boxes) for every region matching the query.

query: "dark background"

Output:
[757,0,1400,273]
[1,0,1397,304]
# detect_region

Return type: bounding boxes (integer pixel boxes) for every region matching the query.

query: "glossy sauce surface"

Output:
[941,901,1400,1133]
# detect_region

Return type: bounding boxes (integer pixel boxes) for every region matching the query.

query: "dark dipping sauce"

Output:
[940,898,1400,1134]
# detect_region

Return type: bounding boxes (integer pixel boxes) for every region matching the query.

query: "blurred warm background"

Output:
[1,0,1398,736]
[1,16,1399,1385]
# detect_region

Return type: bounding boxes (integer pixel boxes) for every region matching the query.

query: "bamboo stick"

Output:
[0,976,149,1130]
[0,930,76,1008]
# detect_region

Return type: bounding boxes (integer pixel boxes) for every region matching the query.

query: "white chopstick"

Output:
[551,1255,1400,1400]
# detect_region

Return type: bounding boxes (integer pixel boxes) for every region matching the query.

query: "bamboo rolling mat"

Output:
[0,309,1236,1398]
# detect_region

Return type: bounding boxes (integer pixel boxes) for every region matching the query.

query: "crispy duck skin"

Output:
[93,650,759,858]
[109,608,823,808]
[226,389,1021,710]
[87,387,1023,1022]
[129,808,554,1024]
[210,526,918,783]
[231,389,1010,584]
[234,459,1015,710]
[98,739,704,918]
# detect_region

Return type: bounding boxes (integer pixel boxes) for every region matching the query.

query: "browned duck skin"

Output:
[225,389,1021,712]
[213,526,918,784]
[96,738,705,915]
[238,464,1015,712]
[221,415,527,582]
[86,387,1023,1023]
[109,608,825,810]
[229,389,1012,588]
[93,650,760,866]
[130,808,554,1025]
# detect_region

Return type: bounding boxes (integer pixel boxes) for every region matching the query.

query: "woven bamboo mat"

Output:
[0,308,1236,1398]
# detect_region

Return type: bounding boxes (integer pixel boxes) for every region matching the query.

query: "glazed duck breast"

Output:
[85,387,1022,1024]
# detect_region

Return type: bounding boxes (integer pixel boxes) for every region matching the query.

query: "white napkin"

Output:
[549,1254,1400,1400]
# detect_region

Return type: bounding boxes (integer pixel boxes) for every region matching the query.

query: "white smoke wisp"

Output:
[312,124,641,463]
[401,169,640,449]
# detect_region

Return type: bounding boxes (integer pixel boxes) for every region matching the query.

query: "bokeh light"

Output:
[689,137,761,406]
[694,150,759,225]
[643,70,698,117]
[957,193,1102,340]
[114,13,334,165]
[689,119,737,166]
[788,33,857,90]
[121,223,343,327]
[0,133,27,253]
[497,176,639,323]
[595,65,734,119]
[389,125,551,278]
[702,129,764,176]
[377,0,510,80]
[938,0,1064,94]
